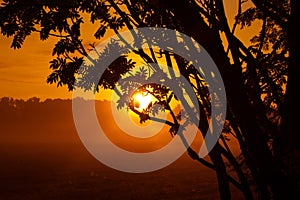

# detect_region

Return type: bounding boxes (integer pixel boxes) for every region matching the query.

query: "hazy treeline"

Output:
[0,97,71,120]
[0,97,79,139]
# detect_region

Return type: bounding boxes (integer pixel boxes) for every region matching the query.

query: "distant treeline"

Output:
[0,97,71,110]
[0,97,70,125]
[0,97,108,123]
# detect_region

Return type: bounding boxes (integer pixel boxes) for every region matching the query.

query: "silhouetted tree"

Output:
[0,0,298,199]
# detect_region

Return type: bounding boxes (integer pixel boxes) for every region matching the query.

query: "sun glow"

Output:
[134,92,153,110]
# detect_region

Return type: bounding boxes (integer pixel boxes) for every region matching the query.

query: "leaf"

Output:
[52,38,76,56]
[49,59,60,70]
[71,23,81,37]
[11,33,25,49]
[94,26,106,39]
[139,112,150,123]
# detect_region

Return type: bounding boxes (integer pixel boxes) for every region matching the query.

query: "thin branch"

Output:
[150,116,173,127]
[226,0,244,55]
[256,15,267,60]
[33,29,71,38]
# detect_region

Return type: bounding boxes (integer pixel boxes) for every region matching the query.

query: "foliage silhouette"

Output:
[1,0,299,199]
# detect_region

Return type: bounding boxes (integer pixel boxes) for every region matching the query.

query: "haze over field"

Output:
[0,98,244,200]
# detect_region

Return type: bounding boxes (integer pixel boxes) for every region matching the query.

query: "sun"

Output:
[133,92,153,110]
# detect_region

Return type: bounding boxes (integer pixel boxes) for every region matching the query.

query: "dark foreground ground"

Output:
[0,99,244,200]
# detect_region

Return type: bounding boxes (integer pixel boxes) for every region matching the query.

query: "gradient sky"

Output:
[0,0,257,100]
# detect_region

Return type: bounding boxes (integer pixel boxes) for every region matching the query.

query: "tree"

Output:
[0,0,298,199]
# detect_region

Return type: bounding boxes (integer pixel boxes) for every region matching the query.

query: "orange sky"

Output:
[0,0,257,101]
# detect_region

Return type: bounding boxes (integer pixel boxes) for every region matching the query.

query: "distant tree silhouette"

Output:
[1,0,298,199]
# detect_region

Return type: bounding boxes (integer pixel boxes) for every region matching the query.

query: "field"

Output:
[0,99,243,199]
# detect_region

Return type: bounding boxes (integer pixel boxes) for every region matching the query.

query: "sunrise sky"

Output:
[0,0,257,101]
[0,2,268,199]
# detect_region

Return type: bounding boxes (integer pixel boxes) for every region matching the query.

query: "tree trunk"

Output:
[158,0,293,198]
[284,0,300,154]
[278,0,300,197]
[209,147,231,200]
